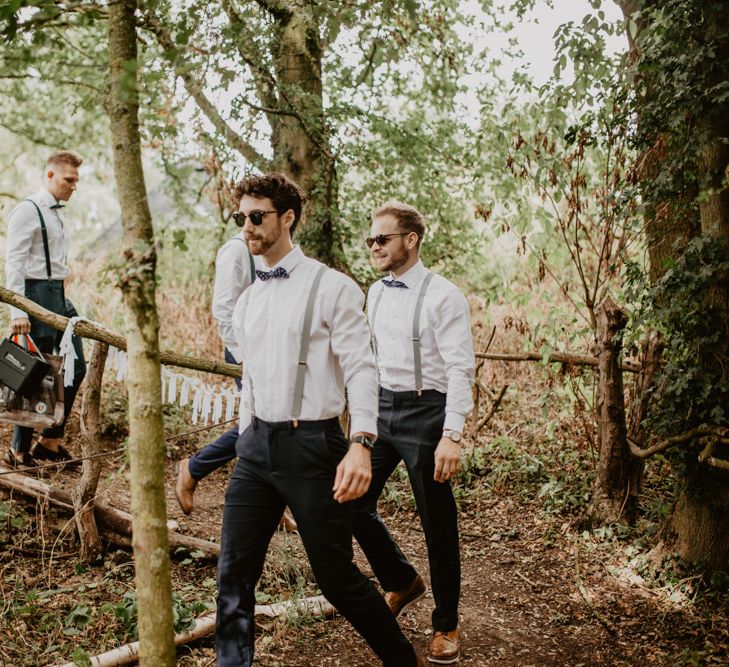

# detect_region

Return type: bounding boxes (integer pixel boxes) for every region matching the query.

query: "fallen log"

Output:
[0,467,220,557]
[53,596,335,667]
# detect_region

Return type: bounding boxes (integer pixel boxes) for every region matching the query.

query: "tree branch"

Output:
[0,286,240,379]
[628,425,729,459]
[140,9,272,171]
[476,349,641,373]
[220,0,280,114]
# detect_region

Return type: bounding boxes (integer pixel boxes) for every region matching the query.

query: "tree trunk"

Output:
[623,330,663,523]
[661,3,729,572]
[587,297,631,524]
[270,3,339,266]
[107,1,176,664]
[73,341,108,562]
[660,462,729,572]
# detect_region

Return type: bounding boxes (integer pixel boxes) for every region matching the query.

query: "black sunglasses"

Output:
[232,209,278,227]
[365,232,410,248]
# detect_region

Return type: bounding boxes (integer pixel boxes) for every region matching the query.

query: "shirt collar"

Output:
[268,245,305,275]
[389,259,426,289]
[34,188,60,208]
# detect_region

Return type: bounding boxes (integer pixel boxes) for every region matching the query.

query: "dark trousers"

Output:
[352,389,461,632]
[216,417,417,667]
[12,280,86,454]
[187,348,240,480]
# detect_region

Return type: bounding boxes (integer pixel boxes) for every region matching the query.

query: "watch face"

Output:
[446,430,461,442]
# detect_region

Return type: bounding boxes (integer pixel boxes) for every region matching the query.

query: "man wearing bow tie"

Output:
[353,202,475,664]
[216,173,421,666]
[4,151,87,469]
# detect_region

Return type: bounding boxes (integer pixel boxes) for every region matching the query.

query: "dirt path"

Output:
[1,425,726,666]
[165,462,727,666]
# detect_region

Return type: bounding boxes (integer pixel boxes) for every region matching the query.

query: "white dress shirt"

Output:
[367,259,475,433]
[212,233,260,362]
[5,188,70,321]
[233,245,379,435]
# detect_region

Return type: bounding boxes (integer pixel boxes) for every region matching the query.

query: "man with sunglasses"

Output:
[175,214,298,532]
[354,201,475,664]
[216,173,421,666]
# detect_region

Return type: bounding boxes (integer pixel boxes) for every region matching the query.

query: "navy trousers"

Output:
[12,280,86,454]
[187,347,240,480]
[352,389,461,632]
[216,417,417,666]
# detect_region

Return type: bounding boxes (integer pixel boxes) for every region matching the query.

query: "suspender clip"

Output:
[416,389,422,397]
[291,419,299,429]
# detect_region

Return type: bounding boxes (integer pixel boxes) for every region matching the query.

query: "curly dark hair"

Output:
[234,172,307,235]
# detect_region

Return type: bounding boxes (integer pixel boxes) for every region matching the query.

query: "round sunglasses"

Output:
[232,209,278,227]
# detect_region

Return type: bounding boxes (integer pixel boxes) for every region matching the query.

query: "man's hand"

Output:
[333,439,373,503]
[434,436,462,482]
[11,317,31,335]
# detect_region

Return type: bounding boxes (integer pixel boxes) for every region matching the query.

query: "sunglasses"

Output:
[365,232,410,249]
[232,209,278,227]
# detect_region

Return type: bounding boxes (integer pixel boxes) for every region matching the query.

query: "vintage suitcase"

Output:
[0,336,50,398]
[0,353,64,429]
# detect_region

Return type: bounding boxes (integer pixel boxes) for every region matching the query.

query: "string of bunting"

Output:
[60,317,242,427]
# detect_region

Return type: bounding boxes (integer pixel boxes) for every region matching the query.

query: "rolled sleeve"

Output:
[328,277,379,436]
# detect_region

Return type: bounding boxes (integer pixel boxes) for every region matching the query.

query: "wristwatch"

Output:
[350,434,375,450]
[442,429,462,443]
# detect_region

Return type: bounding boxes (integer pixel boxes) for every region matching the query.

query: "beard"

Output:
[377,243,410,273]
[246,220,283,256]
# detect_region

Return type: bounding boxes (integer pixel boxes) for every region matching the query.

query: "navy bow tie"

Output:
[256,266,290,281]
[50,203,65,210]
[382,278,408,288]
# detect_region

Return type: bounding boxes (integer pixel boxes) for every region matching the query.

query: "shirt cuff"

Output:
[9,306,27,321]
[443,411,466,433]
[349,413,378,439]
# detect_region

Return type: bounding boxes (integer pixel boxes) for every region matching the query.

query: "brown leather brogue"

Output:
[384,573,426,618]
[278,510,298,532]
[427,628,460,664]
[175,458,198,515]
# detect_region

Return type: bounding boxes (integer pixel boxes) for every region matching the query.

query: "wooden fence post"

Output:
[73,341,109,562]
[587,297,631,525]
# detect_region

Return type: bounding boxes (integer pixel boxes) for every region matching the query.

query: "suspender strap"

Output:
[412,272,434,394]
[24,199,52,280]
[369,284,386,383]
[248,249,256,284]
[291,265,327,424]
[232,236,256,284]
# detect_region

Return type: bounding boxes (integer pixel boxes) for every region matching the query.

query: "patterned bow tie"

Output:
[256,266,290,281]
[50,203,65,210]
[382,278,408,288]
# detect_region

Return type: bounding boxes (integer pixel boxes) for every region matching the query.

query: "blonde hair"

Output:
[46,151,82,169]
[371,200,425,246]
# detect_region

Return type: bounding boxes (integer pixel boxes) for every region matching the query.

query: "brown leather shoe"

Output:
[278,510,298,532]
[427,629,460,664]
[175,458,197,515]
[385,573,426,618]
